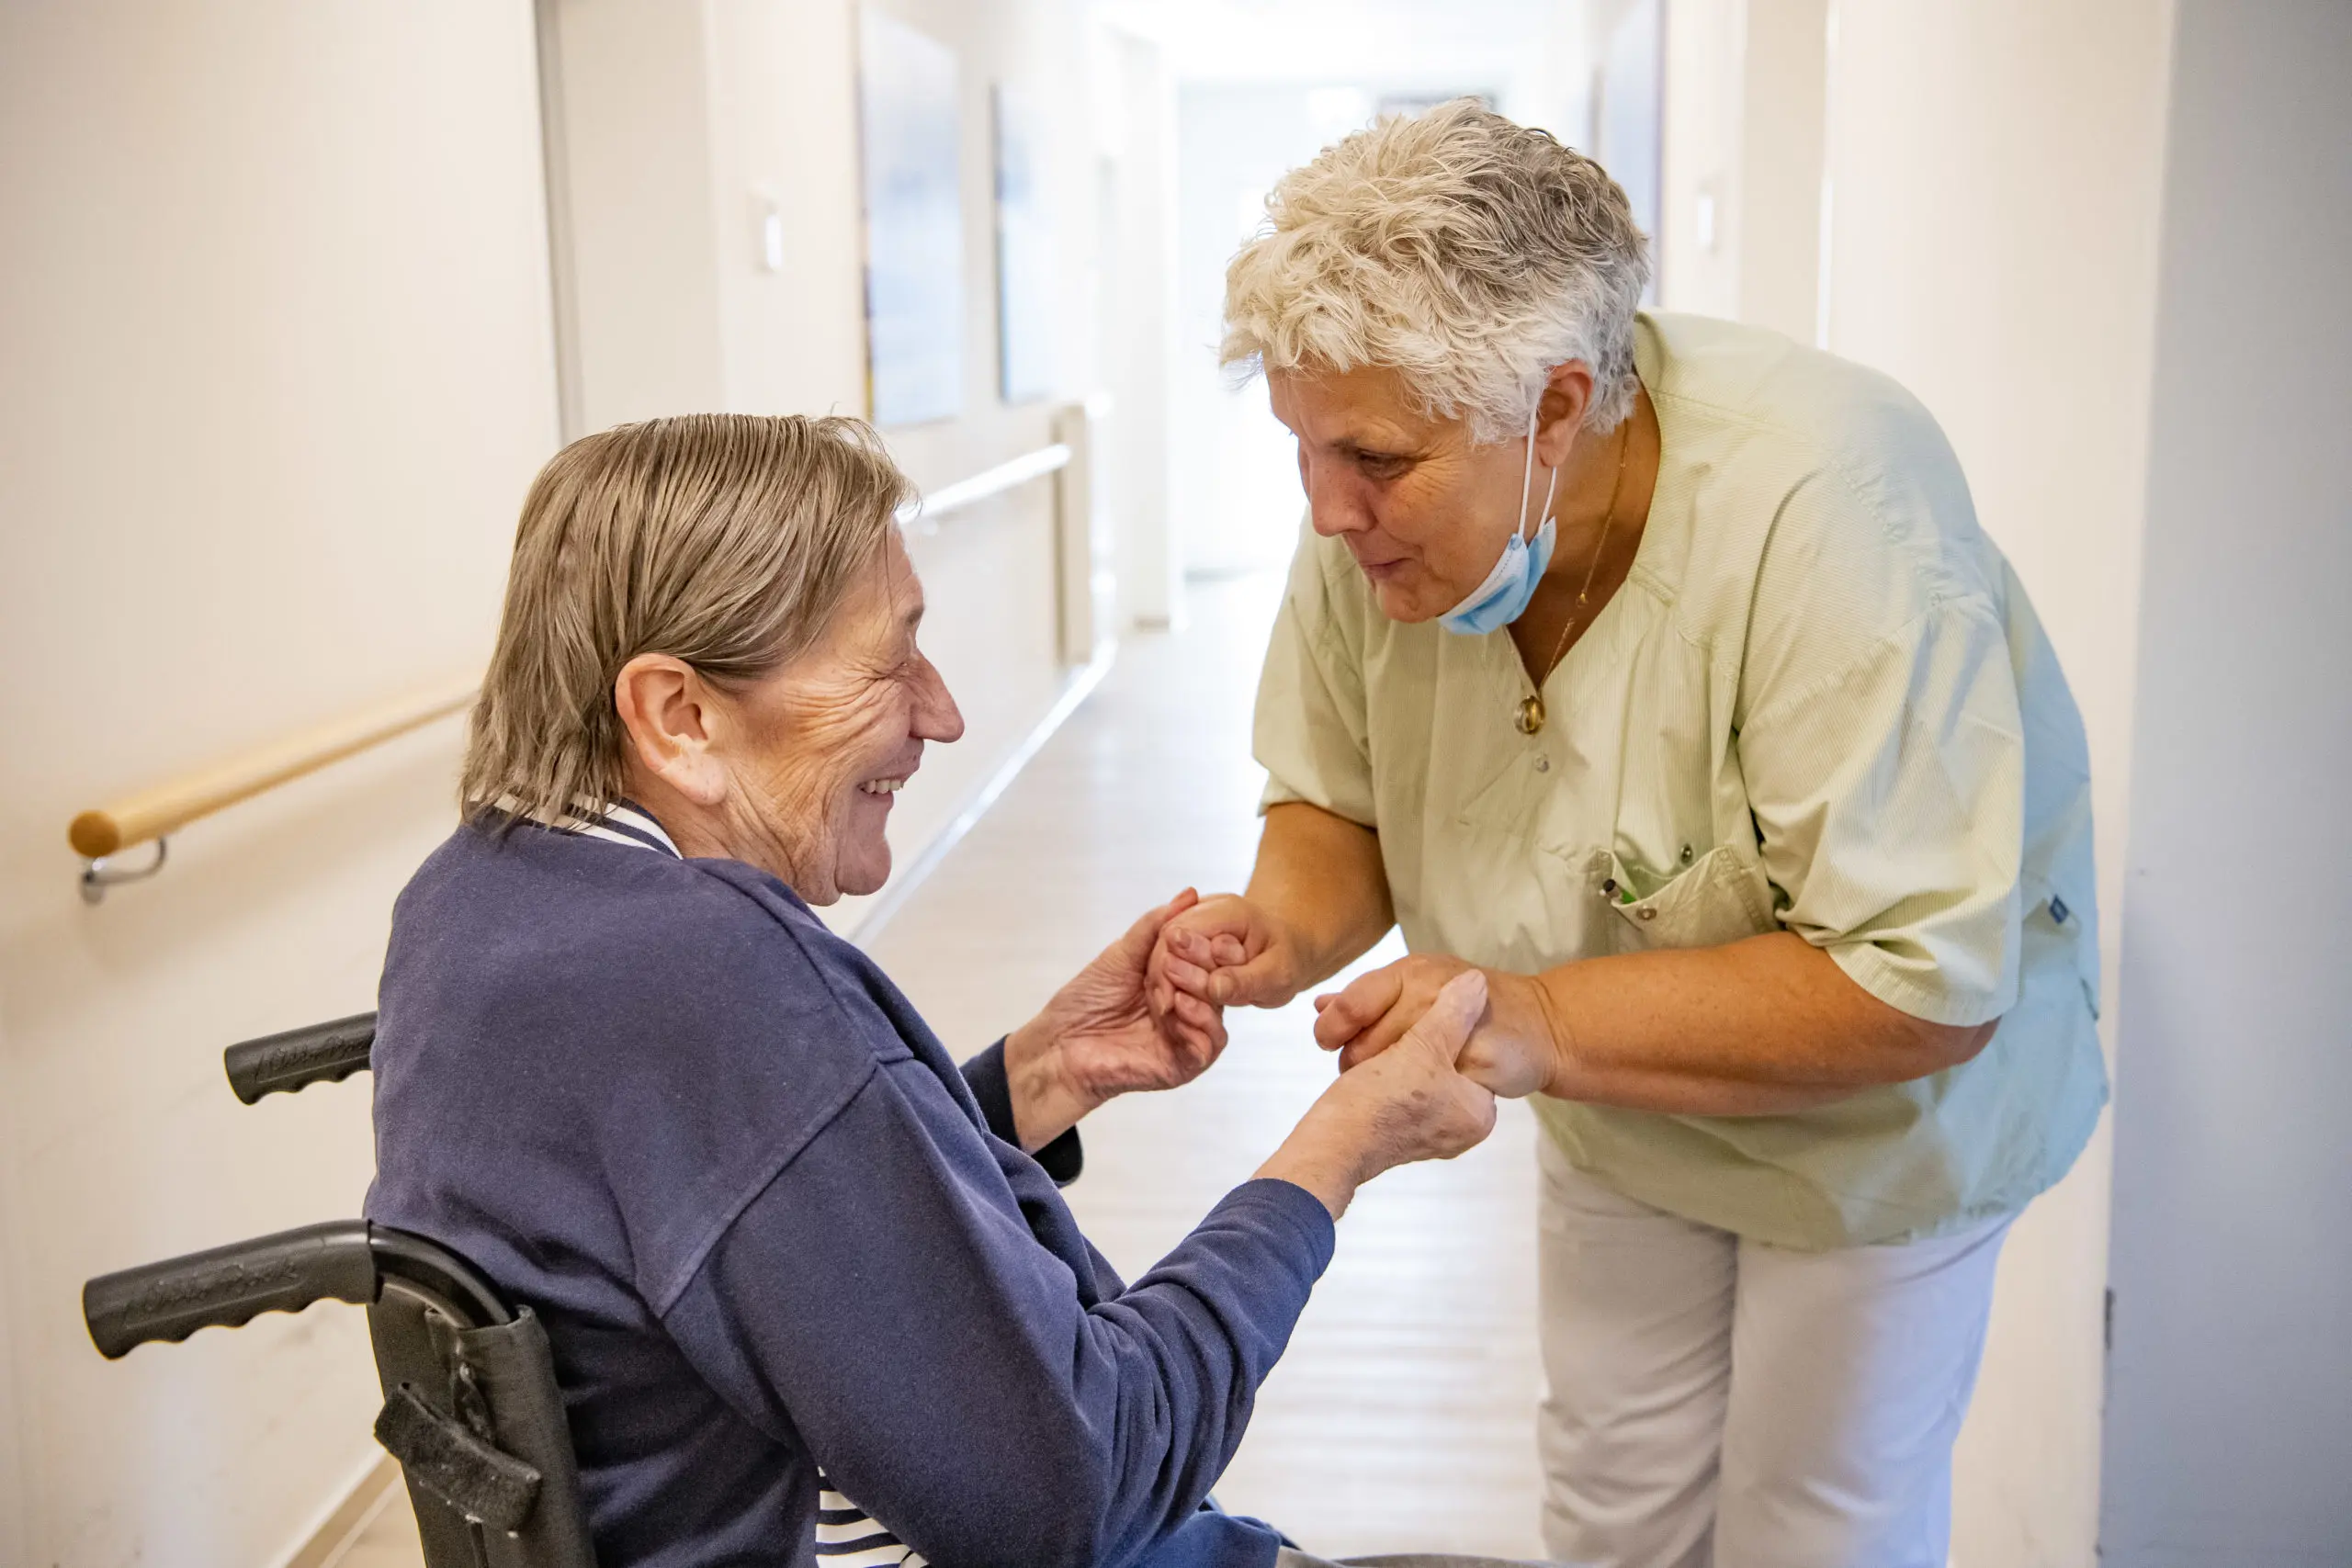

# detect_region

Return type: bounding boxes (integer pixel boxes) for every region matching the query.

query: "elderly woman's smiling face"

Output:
[1269,365,1555,624]
[729,532,964,899]
[618,529,964,904]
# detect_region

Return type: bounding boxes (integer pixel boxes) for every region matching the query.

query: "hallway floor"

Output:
[343,573,1545,1563]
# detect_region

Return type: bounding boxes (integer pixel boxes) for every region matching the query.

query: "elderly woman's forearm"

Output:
[1532,932,1996,1115]
[694,1100,1335,1568]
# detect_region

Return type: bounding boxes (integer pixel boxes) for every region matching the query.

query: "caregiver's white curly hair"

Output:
[1221,99,1651,441]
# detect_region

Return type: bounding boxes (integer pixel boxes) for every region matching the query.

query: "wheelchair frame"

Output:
[82,1014,598,1568]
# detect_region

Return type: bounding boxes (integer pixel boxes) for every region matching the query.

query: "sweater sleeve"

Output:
[659,1059,1334,1568]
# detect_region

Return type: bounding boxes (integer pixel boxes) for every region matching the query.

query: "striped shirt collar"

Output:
[570,799,682,859]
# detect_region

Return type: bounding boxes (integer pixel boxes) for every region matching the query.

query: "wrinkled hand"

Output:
[1259,970,1500,1216]
[1005,891,1232,1148]
[1147,893,1306,1030]
[1314,953,1560,1100]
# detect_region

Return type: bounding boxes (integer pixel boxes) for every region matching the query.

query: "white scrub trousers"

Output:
[1536,1137,2012,1568]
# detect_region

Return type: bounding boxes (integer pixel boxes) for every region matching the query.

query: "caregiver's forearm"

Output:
[1531,931,1997,1115]
[1248,803,1396,989]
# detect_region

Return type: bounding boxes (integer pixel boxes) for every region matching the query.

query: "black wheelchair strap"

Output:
[376,1382,543,1534]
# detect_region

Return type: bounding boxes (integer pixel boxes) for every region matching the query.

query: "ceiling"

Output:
[1091,0,1569,88]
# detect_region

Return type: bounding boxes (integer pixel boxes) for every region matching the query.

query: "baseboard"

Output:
[280,1454,401,1568]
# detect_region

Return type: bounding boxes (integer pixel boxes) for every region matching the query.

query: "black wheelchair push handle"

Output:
[84,1219,378,1359]
[223,1011,375,1103]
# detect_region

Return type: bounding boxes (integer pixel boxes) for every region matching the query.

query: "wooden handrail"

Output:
[63,435,1079,898]
[69,674,478,860]
[898,443,1071,528]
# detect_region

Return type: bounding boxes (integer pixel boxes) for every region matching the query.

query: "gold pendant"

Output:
[1516,694,1546,735]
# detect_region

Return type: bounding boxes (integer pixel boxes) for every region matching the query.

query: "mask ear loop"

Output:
[1518,394,1560,542]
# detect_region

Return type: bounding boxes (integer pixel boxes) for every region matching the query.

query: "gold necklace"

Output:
[1515,421,1633,736]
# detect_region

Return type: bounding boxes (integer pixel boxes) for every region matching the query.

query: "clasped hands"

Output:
[1003,888,1504,1216]
[1144,893,1563,1099]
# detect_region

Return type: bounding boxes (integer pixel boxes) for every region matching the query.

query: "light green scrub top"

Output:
[1254,311,2108,1249]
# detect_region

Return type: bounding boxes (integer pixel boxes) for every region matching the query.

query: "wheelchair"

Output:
[82,1014,598,1568]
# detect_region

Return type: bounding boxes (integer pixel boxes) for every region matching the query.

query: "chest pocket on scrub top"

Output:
[1592,844,1779,953]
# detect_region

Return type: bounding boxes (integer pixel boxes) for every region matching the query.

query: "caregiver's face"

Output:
[1269,366,1531,623]
[721,531,963,903]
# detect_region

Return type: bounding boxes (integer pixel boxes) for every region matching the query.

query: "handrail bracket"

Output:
[81,839,170,906]
[66,671,479,907]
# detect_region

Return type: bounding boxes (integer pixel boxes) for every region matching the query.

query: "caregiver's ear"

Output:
[1532,361,1599,465]
[614,653,729,806]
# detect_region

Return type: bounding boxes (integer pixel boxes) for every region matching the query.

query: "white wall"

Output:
[2101,6,2352,1562]
[0,4,560,1562]
[1657,0,1825,336]
[704,0,874,423]
[1102,28,1184,627]
[551,0,731,430]
[1734,0,1826,342]
[548,0,872,431]
[1171,84,1377,580]
[1657,0,1745,317]
[1816,3,2175,1561]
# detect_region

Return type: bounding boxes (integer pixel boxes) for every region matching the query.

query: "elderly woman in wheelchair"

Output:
[358,414,1522,1568]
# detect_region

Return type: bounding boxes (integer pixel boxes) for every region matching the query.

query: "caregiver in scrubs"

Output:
[1152,101,2108,1568]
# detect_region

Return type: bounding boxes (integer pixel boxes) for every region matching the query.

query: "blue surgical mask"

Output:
[1438,399,1560,635]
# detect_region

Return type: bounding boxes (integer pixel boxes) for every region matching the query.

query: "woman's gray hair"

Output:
[1221,99,1651,440]
[462,413,910,828]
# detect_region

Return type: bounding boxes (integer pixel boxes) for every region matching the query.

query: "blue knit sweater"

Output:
[366,818,1333,1568]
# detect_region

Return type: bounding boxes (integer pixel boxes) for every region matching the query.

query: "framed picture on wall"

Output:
[992,83,1056,405]
[857,6,964,426]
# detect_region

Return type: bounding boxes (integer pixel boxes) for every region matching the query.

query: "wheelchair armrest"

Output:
[223,1012,375,1103]
[84,1220,377,1358]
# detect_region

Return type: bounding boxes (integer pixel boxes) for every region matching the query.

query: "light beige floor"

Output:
[335,1479,424,1568]
[342,573,1545,1562]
